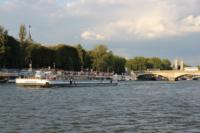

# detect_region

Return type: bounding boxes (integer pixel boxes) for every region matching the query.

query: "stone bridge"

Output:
[134,70,200,81]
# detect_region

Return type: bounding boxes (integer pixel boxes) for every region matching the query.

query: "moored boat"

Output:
[16,78,117,87]
[16,70,117,87]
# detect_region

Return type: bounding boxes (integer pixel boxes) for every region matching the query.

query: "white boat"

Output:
[16,70,117,87]
[16,78,117,87]
[16,78,66,87]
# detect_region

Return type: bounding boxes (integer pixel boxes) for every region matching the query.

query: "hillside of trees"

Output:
[0,25,173,74]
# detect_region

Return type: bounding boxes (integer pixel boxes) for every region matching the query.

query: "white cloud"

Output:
[81,31,105,40]
[1,0,200,42]
[105,18,177,39]
[180,15,200,33]
[100,15,200,40]
[71,0,200,40]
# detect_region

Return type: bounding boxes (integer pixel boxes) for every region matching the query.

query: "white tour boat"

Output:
[16,70,118,87]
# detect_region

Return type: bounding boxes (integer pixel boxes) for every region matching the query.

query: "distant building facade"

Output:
[184,67,199,71]
[173,59,184,70]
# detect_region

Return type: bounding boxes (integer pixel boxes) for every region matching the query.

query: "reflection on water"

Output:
[1,81,200,132]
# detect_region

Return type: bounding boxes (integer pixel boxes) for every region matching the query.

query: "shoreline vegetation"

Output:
[0,24,172,74]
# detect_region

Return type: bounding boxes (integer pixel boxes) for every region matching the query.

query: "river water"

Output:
[0,81,200,133]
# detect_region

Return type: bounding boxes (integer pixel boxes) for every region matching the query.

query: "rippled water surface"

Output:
[1,81,200,132]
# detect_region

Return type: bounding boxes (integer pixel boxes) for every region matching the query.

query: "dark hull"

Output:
[52,82,118,87]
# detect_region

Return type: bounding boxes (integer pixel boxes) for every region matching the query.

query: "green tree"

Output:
[5,36,21,68]
[161,59,172,70]
[25,44,54,68]
[113,56,126,74]
[126,56,148,71]
[90,45,126,73]
[19,24,27,45]
[0,25,8,67]
[50,44,81,70]
[126,57,172,71]
[83,51,93,70]
[148,57,163,69]
[19,24,29,68]
[101,51,114,72]
[91,45,108,71]
[76,44,84,66]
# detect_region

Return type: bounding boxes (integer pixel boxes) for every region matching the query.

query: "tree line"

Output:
[0,25,127,74]
[126,56,172,71]
[0,24,173,74]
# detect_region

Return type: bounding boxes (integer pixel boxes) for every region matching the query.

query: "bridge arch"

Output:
[136,74,169,81]
[175,74,200,81]
[174,74,193,81]
[192,75,200,80]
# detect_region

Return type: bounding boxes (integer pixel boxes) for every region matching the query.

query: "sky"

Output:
[1,0,200,65]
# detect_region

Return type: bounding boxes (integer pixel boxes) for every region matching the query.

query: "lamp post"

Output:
[53,62,56,70]
[28,25,32,41]
[29,59,32,72]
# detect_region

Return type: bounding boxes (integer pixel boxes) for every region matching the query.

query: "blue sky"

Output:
[1,0,200,65]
